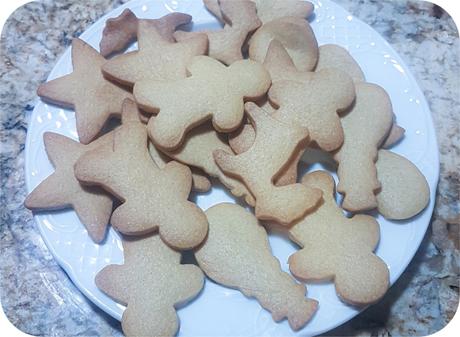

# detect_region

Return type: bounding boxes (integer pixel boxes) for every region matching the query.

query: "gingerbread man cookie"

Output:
[96,234,204,337]
[75,99,208,249]
[134,55,270,149]
[289,171,389,306]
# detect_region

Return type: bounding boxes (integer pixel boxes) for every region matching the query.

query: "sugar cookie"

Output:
[376,150,430,219]
[103,20,207,86]
[25,132,113,243]
[175,0,261,65]
[289,171,389,306]
[249,16,318,71]
[99,8,192,57]
[334,82,393,212]
[214,103,321,225]
[37,38,133,144]
[251,0,314,24]
[134,55,270,149]
[148,142,212,193]
[96,234,204,337]
[196,203,318,330]
[75,99,208,249]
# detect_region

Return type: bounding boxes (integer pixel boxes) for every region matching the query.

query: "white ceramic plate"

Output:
[25,0,439,335]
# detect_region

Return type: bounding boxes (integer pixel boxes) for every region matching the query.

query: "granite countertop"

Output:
[0,0,458,336]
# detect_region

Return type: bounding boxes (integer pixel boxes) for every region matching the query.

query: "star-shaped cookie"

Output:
[25,132,113,243]
[37,38,133,144]
[102,20,208,86]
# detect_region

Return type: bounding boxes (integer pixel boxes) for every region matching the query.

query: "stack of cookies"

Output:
[25,1,430,336]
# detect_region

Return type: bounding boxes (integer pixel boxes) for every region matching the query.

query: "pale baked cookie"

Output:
[134,55,270,149]
[213,103,321,225]
[263,39,312,82]
[102,20,208,86]
[96,234,204,337]
[249,16,318,71]
[228,121,300,186]
[334,82,393,212]
[175,0,261,65]
[196,203,318,330]
[376,150,430,220]
[25,132,113,243]
[203,0,224,22]
[315,44,366,83]
[289,171,390,306]
[37,38,132,144]
[316,43,404,149]
[148,142,212,193]
[75,99,208,250]
[153,121,255,205]
[99,8,192,57]
[251,0,314,24]
[269,68,355,151]
[382,122,405,148]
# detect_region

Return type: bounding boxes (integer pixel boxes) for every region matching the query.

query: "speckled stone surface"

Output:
[0,0,458,336]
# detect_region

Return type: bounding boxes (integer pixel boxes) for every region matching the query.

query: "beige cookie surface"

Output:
[289,171,389,306]
[269,68,355,151]
[155,121,255,205]
[134,56,270,149]
[148,141,212,193]
[334,82,393,212]
[263,39,312,83]
[228,121,300,186]
[315,44,365,83]
[196,203,318,330]
[99,8,192,57]
[203,0,224,22]
[376,150,430,220]
[74,99,208,249]
[96,234,204,337]
[103,20,207,86]
[381,122,405,148]
[214,103,321,225]
[175,0,261,65]
[37,38,132,144]
[249,16,318,72]
[24,132,113,243]
[251,0,314,24]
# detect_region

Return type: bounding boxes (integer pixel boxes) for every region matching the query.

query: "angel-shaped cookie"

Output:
[96,234,204,337]
[214,103,321,225]
[196,203,318,331]
[134,55,270,149]
[289,171,389,306]
[74,99,208,249]
[25,132,113,243]
[37,38,132,144]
